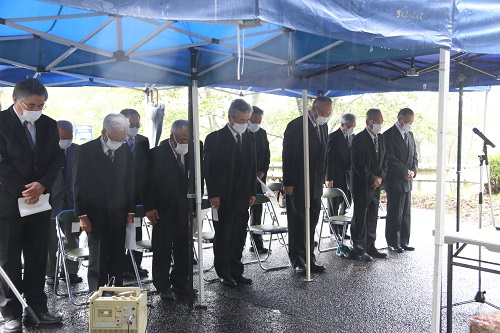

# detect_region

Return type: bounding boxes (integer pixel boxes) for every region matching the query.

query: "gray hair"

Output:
[103,113,129,133]
[341,113,356,126]
[366,108,382,121]
[171,119,188,135]
[312,96,332,106]
[228,99,252,118]
[398,108,414,119]
[57,120,73,132]
[13,78,48,101]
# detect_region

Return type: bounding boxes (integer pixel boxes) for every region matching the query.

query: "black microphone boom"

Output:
[472,128,495,148]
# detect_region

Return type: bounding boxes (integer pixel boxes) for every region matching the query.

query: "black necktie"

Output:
[236,133,242,151]
[404,132,409,147]
[176,154,184,174]
[374,136,379,160]
[23,121,35,151]
[128,138,135,157]
[345,135,349,145]
[107,149,114,163]
[315,125,321,143]
[61,150,68,183]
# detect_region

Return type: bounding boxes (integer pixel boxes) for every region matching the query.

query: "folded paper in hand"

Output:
[18,193,51,217]
[258,178,275,197]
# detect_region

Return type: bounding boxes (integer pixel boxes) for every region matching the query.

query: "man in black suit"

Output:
[204,99,256,287]
[144,120,194,300]
[248,106,271,254]
[74,114,135,292]
[0,78,63,332]
[120,109,150,278]
[350,108,388,261]
[282,96,332,275]
[46,120,82,286]
[384,108,418,253]
[325,113,356,236]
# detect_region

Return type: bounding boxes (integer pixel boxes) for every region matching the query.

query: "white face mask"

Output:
[316,115,328,126]
[173,136,188,156]
[402,122,412,132]
[248,123,260,133]
[232,122,248,134]
[20,110,42,123]
[105,138,123,151]
[128,127,139,137]
[59,139,72,150]
[345,127,354,136]
[370,122,382,135]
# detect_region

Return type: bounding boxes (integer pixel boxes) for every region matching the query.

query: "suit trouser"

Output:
[351,188,380,254]
[213,207,249,279]
[0,212,50,320]
[249,181,265,248]
[286,195,320,268]
[46,218,80,278]
[151,211,189,292]
[385,190,411,248]
[87,224,126,292]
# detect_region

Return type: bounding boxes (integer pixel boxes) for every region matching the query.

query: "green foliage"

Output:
[489,154,500,194]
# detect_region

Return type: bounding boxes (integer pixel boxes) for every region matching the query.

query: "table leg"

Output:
[446,244,453,333]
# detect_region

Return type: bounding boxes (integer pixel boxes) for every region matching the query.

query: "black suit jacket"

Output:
[73,138,135,228]
[204,125,256,211]
[383,125,418,193]
[351,128,388,200]
[143,140,189,219]
[130,134,150,204]
[282,115,328,201]
[0,106,60,218]
[251,128,270,176]
[50,143,78,219]
[326,127,352,192]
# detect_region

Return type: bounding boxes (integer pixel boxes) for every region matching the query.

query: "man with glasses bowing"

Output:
[0,78,63,332]
[282,96,332,275]
[204,99,256,288]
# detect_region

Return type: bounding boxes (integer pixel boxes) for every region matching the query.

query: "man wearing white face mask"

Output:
[0,78,63,331]
[204,99,256,288]
[74,113,135,292]
[384,108,418,253]
[46,120,82,286]
[144,120,195,300]
[120,109,150,279]
[326,113,356,237]
[350,108,388,261]
[283,96,332,275]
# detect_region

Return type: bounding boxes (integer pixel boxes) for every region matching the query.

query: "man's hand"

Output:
[127,213,134,224]
[284,186,294,196]
[209,197,220,210]
[257,171,265,180]
[22,182,46,204]
[249,196,256,207]
[325,180,334,188]
[371,176,383,189]
[80,216,92,233]
[146,209,159,225]
[405,170,415,181]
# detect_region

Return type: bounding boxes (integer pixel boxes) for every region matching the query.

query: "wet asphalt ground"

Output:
[1,206,499,333]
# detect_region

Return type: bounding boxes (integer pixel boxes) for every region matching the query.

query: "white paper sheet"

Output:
[133,216,141,227]
[258,178,276,197]
[125,222,137,250]
[18,193,51,217]
[211,207,219,221]
[71,222,80,233]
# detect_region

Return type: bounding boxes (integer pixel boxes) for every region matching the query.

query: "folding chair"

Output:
[54,210,89,306]
[193,199,219,282]
[247,194,290,271]
[318,188,351,253]
[128,205,153,289]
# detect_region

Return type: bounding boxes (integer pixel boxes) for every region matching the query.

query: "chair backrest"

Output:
[253,193,271,205]
[56,210,80,234]
[266,182,282,192]
[201,198,211,210]
[322,188,351,209]
[135,205,145,218]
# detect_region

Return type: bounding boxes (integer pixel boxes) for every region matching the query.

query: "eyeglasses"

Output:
[129,123,141,128]
[20,100,46,111]
[231,117,250,125]
[369,120,384,125]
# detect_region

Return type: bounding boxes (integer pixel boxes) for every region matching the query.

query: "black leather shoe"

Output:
[220,277,237,287]
[46,276,55,285]
[137,267,149,277]
[249,246,269,254]
[67,273,83,283]
[160,289,177,301]
[4,318,22,333]
[172,285,199,295]
[294,265,306,275]
[355,253,373,262]
[310,263,326,273]
[32,312,63,325]
[390,246,404,253]
[232,275,252,285]
[402,245,415,251]
[367,249,388,259]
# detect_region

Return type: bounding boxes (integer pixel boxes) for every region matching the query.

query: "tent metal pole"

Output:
[456,81,463,237]
[483,92,495,226]
[431,48,450,333]
[302,89,312,282]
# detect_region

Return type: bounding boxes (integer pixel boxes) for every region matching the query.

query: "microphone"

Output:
[472,128,495,148]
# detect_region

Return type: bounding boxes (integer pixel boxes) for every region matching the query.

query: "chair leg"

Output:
[317,221,338,253]
[129,251,143,290]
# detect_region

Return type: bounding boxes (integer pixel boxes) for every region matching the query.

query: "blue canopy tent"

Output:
[1,1,500,331]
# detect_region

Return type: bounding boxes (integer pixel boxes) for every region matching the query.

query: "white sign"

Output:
[75,125,92,143]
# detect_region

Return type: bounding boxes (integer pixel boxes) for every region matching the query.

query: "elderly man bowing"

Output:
[74,114,135,292]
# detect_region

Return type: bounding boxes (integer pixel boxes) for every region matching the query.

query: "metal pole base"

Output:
[195,304,208,310]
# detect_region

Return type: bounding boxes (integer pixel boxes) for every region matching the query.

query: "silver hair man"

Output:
[103,113,129,133]
[341,113,356,126]
[171,120,189,135]
[228,99,252,117]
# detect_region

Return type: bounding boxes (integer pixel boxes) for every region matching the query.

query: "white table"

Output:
[443,227,500,333]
